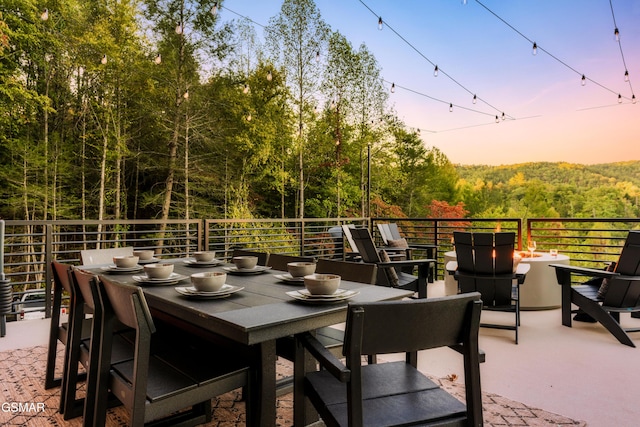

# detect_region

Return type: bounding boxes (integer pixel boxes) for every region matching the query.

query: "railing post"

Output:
[299,219,305,256]
[45,224,53,318]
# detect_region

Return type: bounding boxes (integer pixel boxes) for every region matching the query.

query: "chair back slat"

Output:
[52,260,75,294]
[316,259,377,285]
[350,228,381,264]
[99,276,155,333]
[345,293,482,356]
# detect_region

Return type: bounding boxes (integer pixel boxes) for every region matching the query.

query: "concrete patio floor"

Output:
[2,281,639,426]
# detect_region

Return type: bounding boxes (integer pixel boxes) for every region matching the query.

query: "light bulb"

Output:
[434,65,439,77]
[101,54,107,65]
[632,95,637,104]
[472,94,477,104]
[154,54,162,64]
[41,9,49,21]
[183,91,189,99]
[246,113,252,121]
[315,51,320,63]
[532,42,537,55]
[378,17,383,31]
[267,70,272,81]
[390,83,395,93]
[618,94,622,104]
[501,112,505,121]
[581,75,586,86]
[614,28,620,42]
[243,84,249,94]
[624,70,629,82]
[495,115,499,123]
[175,23,183,34]
[211,2,218,16]
[449,103,453,112]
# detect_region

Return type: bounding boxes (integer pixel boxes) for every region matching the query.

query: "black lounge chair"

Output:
[551,230,640,347]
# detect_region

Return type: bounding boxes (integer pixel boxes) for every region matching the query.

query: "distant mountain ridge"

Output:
[455,161,640,188]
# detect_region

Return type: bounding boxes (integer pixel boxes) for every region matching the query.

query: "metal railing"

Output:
[2,216,638,319]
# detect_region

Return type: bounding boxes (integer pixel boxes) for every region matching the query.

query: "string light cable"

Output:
[474,0,635,103]
[608,0,635,103]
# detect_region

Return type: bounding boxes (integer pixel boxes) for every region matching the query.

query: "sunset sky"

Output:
[219,0,640,165]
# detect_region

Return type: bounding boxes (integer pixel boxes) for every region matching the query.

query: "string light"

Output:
[390,83,396,93]
[211,2,219,16]
[501,112,506,121]
[433,65,439,77]
[532,42,537,55]
[614,27,620,42]
[617,94,622,104]
[378,17,383,30]
[581,75,586,86]
[267,70,272,81]
[101,54,107,65]
[41,9,49,21]
[154,54,162,65]
[183,90,189,100]
[316,51,320,63]
[472,94,477,104]
[632,95,637,104]
[246,113,252,121]
[449,103,453,112]
[243,84,250,94]
[175,23,183,34]
[624,70,629,82]
[495,115,500,123]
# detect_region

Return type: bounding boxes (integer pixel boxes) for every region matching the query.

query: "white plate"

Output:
[138,257,161,265]
[273,274,305,285]
[286,289,359,303]
[132,273,188,285]
[100,265,144,274]
[223,266,272,275]
[175,284,244,299]
[184,258,224,267]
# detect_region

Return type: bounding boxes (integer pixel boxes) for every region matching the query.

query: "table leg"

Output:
[249,340,277,427]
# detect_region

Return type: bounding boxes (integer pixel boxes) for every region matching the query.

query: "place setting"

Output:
[100,255,144,274]
[132,263,188,285]
[223,256,272,275]
[183,251,224,267]
[133,250,161,265]
[286,274,359,304]
[175,271,244,299]
[274,261,316,285]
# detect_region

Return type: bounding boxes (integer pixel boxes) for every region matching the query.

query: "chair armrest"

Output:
[377,258,435,269]
[297,332,350,382]
[549,264,618,280]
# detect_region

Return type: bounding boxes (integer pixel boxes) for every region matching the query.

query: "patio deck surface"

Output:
[1,280,639,426]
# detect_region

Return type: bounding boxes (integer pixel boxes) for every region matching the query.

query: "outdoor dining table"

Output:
[88,258,415,426]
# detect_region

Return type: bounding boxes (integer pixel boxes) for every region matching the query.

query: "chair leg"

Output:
[572,291,636,347]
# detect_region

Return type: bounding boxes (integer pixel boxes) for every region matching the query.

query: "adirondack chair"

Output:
[377,222,438,281]
[551,230,640,347]
[450,231,529,344]
[349,228,434,298]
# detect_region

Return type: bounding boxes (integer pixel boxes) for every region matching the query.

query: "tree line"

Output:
[0,0,457,224]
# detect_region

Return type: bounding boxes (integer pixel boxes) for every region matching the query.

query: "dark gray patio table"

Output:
[90,258,414,426]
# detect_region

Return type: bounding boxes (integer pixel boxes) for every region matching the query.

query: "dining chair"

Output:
[61,268,134,421]
[451,231,528,344]
[45,261,89,402]
[349,228,433,298]
[231,248,269,266]
[80,246,134,265]
[91,275,253,426]
[293,292,484,427]
[267,253,316,271]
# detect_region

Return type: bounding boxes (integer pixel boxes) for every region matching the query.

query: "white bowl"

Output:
[233,256,258,270]
[133,250,154,261]
[191,272,226,292]
[287,262,316,277]
[193,251,216,262]
[144,263,174,279]
[304,274,341,295]
[113,255,139,268]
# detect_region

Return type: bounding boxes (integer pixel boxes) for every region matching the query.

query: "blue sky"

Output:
[219,0,640,165]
